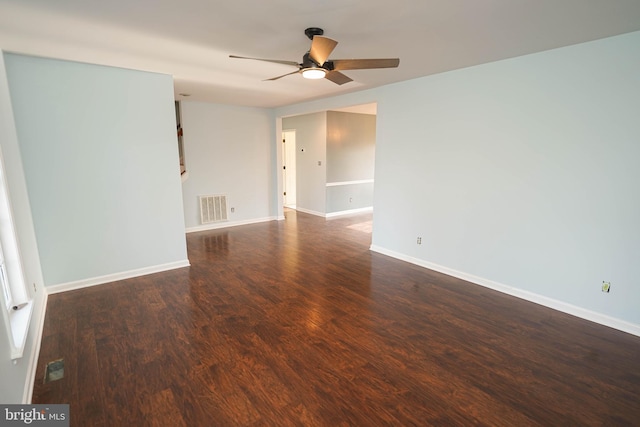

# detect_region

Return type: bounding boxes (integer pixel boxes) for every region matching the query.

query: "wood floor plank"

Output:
[139,388,187,427]
[32,210,640,426]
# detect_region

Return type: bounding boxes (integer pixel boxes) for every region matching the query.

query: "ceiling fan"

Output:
[230,27,400,85]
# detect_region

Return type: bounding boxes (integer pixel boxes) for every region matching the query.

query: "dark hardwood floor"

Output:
[33,210,640,426]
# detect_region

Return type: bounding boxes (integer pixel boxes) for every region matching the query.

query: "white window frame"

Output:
[0,242,13,311]
[0,147,32,359]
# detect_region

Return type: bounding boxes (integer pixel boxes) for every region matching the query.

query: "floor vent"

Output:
[200,195,228,224]
[44,358,65,383]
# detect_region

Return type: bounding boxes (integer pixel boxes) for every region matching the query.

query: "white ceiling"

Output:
[1,0,640,108]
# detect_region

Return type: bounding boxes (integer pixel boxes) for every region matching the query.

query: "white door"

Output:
[282,130,297,207]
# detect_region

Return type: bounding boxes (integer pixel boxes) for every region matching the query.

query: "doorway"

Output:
[282,130,297,208]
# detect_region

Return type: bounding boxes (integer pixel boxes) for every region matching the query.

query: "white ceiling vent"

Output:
[199,195,228,224]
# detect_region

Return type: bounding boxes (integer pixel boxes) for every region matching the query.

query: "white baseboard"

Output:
[326,206,373,219]
[185,216,277,233]
[294,206,373,219]
[293,207,326,218]
[369,245,640,337]
[46,259,191,295]
[24,289,48,403]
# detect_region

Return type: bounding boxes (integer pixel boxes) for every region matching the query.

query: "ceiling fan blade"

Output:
[325,71,353,85]
[309,36,338,66]
[264,70,301,81]
[229,55,300,67]
[331,58,400,70]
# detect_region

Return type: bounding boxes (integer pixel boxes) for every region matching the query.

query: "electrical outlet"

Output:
[230,207,235,213]
[417,237,422,245]
[602,281,611,293]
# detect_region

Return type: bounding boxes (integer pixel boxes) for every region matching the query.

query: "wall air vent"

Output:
[199,195,228,224]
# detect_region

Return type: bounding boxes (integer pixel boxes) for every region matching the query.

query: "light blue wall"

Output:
[372,31,640,325]
[277,31,640,329]
[4,53,188,286]
[326,111,376,213]
[282,112,327,215]
[326,183,374,213]
[282,111,376,215]
[180,101,275,228]
[326,111,376,183]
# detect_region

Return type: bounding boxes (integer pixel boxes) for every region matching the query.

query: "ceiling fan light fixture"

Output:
[301,68,327,80]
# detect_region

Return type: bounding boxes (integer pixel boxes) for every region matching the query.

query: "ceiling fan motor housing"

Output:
[302,52,333,70]
[304,27,324,40]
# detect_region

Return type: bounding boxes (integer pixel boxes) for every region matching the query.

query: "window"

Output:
[0,150,32,359]
[0,242,11,311]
